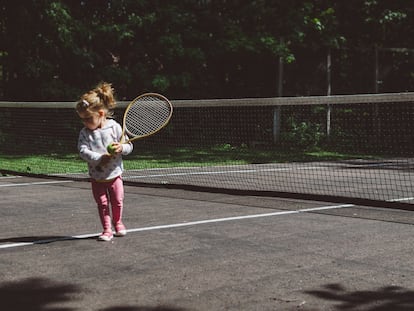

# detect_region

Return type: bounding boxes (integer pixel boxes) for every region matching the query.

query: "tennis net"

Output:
[1,93,414,208]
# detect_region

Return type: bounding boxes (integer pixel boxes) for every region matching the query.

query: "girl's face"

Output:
[78,110,105,130]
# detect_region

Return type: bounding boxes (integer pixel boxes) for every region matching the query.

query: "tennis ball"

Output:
[107,143,116,155]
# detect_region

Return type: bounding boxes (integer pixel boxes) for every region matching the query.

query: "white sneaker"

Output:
[114,223,127,237]
[98,231,113,241]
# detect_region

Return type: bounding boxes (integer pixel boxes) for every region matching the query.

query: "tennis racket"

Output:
[120,92,173,143]
[96,93,172,172]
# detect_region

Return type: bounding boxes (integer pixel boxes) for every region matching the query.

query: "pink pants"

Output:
[91,176,124,231]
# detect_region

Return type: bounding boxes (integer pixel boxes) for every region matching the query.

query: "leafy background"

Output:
[1,0,414,101]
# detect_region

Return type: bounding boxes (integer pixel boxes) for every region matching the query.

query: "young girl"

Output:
[76,82,133,241]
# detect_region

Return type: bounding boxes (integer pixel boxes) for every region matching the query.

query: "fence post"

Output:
[327,48,332,138]
[273,53,283,144]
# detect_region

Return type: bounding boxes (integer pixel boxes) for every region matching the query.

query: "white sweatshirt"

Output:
[78,119,133,181]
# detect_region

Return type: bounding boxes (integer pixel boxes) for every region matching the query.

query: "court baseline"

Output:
[0,202,353,250]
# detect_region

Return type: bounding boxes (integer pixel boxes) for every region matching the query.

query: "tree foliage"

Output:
[1,0,413,100]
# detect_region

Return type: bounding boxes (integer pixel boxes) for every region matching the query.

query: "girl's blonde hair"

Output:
[76,82,116,117]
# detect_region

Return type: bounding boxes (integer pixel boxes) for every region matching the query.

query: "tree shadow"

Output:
[305,283,414,310]
[1,278,189,311]
[100,306,188,311]
[1,277,81,310]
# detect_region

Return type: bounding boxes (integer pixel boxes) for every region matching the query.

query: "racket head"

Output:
[122,93,173,143]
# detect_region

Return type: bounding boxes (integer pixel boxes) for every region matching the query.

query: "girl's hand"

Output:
[109,142,123,154]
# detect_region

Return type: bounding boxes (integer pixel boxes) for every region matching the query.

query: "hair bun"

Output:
[94,82,116,109]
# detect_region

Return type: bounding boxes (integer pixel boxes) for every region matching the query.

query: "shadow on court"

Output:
[0,235,96,244]
[1,278,188,311]
[1,278,81,311]
[305,283,414,311]
[3,278,414,311]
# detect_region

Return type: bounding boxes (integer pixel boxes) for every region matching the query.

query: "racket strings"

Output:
[127,104,170,133]
[124,97,171,137]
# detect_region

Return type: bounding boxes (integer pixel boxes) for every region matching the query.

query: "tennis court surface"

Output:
[2,175,414,311]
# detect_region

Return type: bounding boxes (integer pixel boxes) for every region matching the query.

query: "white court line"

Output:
[0,175,22,179]
[123,159,408,180]
[0,180,74,187]
[389,197,414,202]
[0,203,353,250]
[127,203,354,233]
[126,166,321,179]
